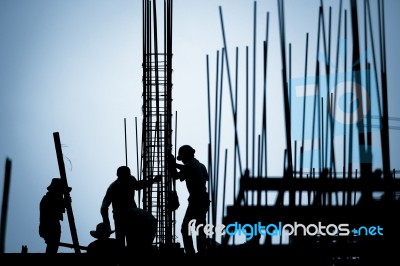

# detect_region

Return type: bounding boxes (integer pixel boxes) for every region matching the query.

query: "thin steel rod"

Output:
[252,1,257,177]
[206,55,214,219]
[216,48,225,207]
[263,12,270,179]
[277,0,294,178]
[233,47,239,203]
[218,6,244,175]
[365,0,382,120]
[324,7,332,169]
[0,159,11,254]
[330,0,343,178]
[300,32,309,180]
[378,0,391,179]
[310,7,322,173]
[124,118,128,166]
[135,116,141,208]
[135,117,140,181]
[213,50,220,200]
[343,10,348,181]
[350,0,369,182]
[246,46,249,170]
[222,149,228,221]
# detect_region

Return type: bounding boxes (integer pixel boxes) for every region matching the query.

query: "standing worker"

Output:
[168,145,210,255]
[39,178,71,253]
[100,166,161,252]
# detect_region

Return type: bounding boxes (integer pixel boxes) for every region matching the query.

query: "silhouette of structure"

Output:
[204,0,400,263]
[140,0,178,252]
[1,1,400,265]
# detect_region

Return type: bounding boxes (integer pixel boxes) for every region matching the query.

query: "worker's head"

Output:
[90,222,114,239]
[117,166,131,177]
[47,178,72,193]
[177,145,195,163]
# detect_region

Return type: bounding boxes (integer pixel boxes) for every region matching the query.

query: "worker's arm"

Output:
[100,190,112,231]
[134,175,162,190]
[167,154,186,181]
[175,163,185,170]
[167,154,177,177]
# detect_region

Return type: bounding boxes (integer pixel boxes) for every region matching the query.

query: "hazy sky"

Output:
[1,0,399,253]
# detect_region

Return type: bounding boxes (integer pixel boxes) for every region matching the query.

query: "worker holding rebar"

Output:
[100,166,161,252]
[168,145,210,255]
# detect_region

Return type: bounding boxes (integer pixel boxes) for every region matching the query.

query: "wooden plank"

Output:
[53,132,81,254]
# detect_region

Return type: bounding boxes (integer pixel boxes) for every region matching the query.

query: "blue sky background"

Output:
[0,0,399,253]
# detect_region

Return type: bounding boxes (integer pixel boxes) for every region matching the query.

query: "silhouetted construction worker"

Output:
[39,178,71,253]
[100,166,161,251]
[123,207,157,255]
[87,222,119,258]
[168,145,210,255]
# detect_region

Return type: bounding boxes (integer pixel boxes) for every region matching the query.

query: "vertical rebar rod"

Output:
[234,47,239,203]
[206,54,214,217]
[213,49,220,205]
[218,6,243,175]
[124,118,128,166]
[207,143,212,226]
[365,0,382,120]
[277,0,294,206]
[350,0,369,184]
[321,97,325,169]
[0,158,11,254]
[257,134,261,205]
[246,46,249,170]
[211,50,219,227]
[310,7,322,173]
[222,149,228,222]
[252,1,257,177]
[310,78,320,173]
[135,117,140,180]
[216,48,225,207]
[289,43,292,110]
[330,0,343,178]
[343,9,348,181]
[324,7,332,170]
[206,54,212,173]
[378,0,391,180]
[135,116,141,208]
[264,12,270,180]
[300,33,309,180]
